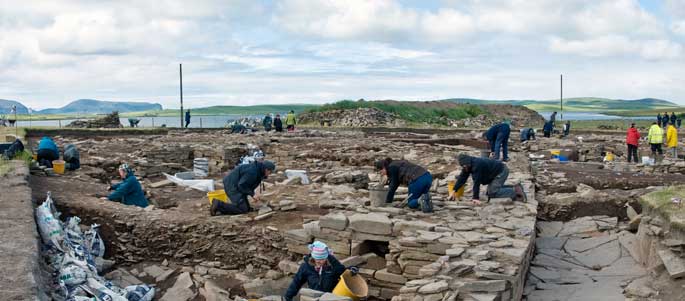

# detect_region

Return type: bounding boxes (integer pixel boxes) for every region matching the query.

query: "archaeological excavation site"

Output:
[4,123,685,301]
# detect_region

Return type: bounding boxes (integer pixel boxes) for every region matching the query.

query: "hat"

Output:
[309,241,329,260]
[262,160,276,172]
[458,154,472,166]
[118,163,133,174]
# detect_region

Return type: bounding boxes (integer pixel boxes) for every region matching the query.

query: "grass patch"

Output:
[640,186,685,231]
[306,100,486,125]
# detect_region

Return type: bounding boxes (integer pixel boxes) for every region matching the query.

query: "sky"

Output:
[1,0,685,110]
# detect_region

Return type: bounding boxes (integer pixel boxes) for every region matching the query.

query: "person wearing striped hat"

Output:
[99,163,148,208]
[284,241,357,301]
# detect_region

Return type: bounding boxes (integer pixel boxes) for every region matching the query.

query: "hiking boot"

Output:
[419,192,433,213]
[210,199,220,216]
[514,183,527,202]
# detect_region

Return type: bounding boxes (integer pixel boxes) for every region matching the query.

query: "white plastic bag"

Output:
[285,169,310,185]
[125,285,155,301]
[36,195,64,250]
[65,217,84,245]
[82,278,128,301]
[58,264,88,286]
[163,172,214,192]
[85,224,105,258]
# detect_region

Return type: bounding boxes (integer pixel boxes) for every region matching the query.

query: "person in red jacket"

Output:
[626,123,640,163]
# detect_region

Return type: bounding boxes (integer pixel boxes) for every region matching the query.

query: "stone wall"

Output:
[0,161,43,298]
[284,179,537,301]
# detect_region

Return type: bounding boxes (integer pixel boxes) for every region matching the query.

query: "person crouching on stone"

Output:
[284,241,357,301]
[100,163,149,208]
[375,158,433,212]
[448,154,525,205]
[210,160,276,216]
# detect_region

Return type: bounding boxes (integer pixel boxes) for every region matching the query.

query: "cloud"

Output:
[549,36,682,60]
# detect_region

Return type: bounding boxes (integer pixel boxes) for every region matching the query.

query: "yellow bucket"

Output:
[447,181,465,199]
[332,270,368,301]
[52,160,65,174]
[32,154,37,161]
[550,149,561,156]
[605,151,614,161]
[207,189,228,205]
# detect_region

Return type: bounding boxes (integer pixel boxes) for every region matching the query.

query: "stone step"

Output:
[658,249,685,279]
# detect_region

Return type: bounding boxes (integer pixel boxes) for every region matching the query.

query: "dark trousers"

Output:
[627,144,638,163]
[185,120,190,128]
[650,143,663,155]
[487,167,516,199]
[66,158,80,170]
[37,149,59,168]
[216,194,251,215]
[407,172,433,209]
[493,133,508,161]
[287,125,295,131]
[544,131,551,138]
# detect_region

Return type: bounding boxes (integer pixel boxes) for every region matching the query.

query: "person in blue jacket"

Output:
[543,121,554,138]
[484,121,511,161]
[448,154,525,205]
[284,241,357,301]
[37,136,59,168]
[101,163,148,208]
[210,160,276,216]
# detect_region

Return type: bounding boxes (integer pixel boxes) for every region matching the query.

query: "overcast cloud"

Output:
[1,0,684,109]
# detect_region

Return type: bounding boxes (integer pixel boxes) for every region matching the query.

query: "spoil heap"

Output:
[298,108,403,127]
[68,111,123,128]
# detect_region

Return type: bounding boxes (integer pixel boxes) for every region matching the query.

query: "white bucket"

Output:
[285,169,310,184]
[193,158,209,178]
[641,156,654,165]
[369,187,389,207]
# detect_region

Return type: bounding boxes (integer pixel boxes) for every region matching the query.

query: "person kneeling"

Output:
[375,158,433,212]
[210,160,276,216]
[284,241,357,301]
[101,163,149,208]
[449,154,525,205]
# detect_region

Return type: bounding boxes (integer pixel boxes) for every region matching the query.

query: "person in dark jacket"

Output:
[211,160,276,216]
[63,144,80,170]
[678,117,682,129]
[520,128,535,142]
[37,136,59,168]
[3,139,24,160]
[185,110,191,128]
[626,123,640,163]
[448,154,524,205]
[670,112,677,126]
[657,113,663,127]
[274,114,283,132]
[262,114,273,132]
[375,158,433,212]
[543,121,553,138]
[284,241,355,301]
[563,121,571,137]
[484,121,510,161]
[550,111,557,126]
[101,163,148,208]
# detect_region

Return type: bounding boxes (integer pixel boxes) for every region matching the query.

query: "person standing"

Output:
[285,110,297,132]
[648,122,664,162]
[211,160,276,216]
[550,111,557,126]
[484,121,511,161]
[543,121,553,138]
[563,121,571,137]
[274,114,283,132]
[678,117,682,129]
[666,122,678,159]
[262,114,273,132]
[448,154,525,205]
[185,109,191,128]
[625,123,640,163]
[657,113,662,127]
[374,158,433,212]
[671,112,677,126]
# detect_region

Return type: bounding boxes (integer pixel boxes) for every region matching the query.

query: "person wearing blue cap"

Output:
[211,160,276,216]
[284,241,357,301]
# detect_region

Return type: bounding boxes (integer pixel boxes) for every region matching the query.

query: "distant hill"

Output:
[138,104,317,117]
[0,99,29,114]
[37,99,163,114]
[442,97,681,112]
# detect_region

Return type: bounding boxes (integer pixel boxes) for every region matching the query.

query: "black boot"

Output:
[210,199,220,216]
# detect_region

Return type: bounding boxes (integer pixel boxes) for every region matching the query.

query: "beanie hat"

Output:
[309,241,330,260]
[458,154,472,166]
[118,163,133,174]
[262,160,276,172]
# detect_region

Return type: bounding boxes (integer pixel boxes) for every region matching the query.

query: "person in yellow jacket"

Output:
[648,121,664,161]
[285,110,297,132]
[666,121,678,158]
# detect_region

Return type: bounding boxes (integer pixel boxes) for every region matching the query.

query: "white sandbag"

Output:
[163,172,214,192]
[58,264,88,286]
[64,217,83,245]
[285,169,310,184]
[85,224,105,258]
[82,278,128,301]
[36,195,64,250]
[125,285,156,301]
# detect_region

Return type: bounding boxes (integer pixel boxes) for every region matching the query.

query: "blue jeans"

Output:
[487,166,516,199]
[407,172,433,209]
[493,133,509,160]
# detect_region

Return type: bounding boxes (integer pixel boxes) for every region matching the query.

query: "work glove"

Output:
[348,266,359,276]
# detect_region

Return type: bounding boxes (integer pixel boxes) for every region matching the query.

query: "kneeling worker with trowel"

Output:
[210,160,276,216]
[284,241,360,301]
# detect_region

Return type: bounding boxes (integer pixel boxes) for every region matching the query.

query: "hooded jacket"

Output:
[648,124,664,144]
[485,123,510,143]
[263,115,273,129]
[223,161,268,203]
[284,255,346,301]
[285,112,297,126]
[453,155,504,200]
[666,125,678,148]
[543,121,553,133]
[385,160,428,203]
[274,117,283,130]
[38,137,59,155]
[108,171,148,208]
[626,128,640,146]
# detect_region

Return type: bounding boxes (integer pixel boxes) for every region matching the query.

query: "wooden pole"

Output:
[180,63,184,128]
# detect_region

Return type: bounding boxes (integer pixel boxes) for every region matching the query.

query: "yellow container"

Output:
[605,151,614,161]
[447,181,465,199]
[550,149,561,156]
[332,270,368,301]
[52,160,65,174]
[207,189,228,205]
[32,154,37,161]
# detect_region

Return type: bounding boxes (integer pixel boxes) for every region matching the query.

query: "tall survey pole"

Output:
[179,64,184,128]
[560,74,563,121]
